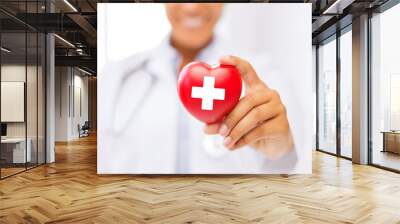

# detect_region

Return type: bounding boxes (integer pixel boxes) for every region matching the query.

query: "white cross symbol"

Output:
[191,76,225,110]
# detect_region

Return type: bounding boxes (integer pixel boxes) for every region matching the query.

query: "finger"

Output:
[203,123,222,135]
[219,90,274,137]
[229,123,266,150]
[225,101,282,148]
[219,55,262,87]
[232,114,290,150]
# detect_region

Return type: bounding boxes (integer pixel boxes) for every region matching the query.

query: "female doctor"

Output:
[99,3,298,174]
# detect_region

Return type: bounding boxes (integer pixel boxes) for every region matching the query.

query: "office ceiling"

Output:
[0,0,394,75]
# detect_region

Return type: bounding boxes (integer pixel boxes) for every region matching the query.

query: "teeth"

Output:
[181,17,204,29]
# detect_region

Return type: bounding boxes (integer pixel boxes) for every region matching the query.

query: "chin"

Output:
[183,36,212,50]
[185,41,208,50]
[173,29,213,50]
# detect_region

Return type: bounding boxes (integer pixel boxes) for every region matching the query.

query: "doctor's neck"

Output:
[170,35,213,72]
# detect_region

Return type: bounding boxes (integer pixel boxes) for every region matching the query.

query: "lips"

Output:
[181,17,205,29]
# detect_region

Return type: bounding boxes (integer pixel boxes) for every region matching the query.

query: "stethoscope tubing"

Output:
[109,59,158,136]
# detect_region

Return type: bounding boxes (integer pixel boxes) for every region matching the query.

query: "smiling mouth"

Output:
[181,17,206,29]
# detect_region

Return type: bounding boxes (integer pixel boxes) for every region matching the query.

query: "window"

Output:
[317,37,337,154]
[390,74,400,130]
[340,29,352,158]
[371,2,400,171]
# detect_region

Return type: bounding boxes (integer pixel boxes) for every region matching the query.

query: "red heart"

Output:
[177,61,242,124]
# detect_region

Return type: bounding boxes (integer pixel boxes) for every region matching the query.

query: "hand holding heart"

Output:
[204,56,294,160]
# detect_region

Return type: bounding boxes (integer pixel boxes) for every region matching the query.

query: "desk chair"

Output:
[79,121,90,138]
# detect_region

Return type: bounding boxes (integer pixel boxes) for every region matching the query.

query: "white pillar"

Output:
[46,32,55,163]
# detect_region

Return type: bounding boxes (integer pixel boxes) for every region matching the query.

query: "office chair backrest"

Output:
[1,123,7,137]
[82,121,90,129]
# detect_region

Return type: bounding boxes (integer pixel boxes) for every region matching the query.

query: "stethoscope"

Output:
[109,56,229,158]
[109,58,158,137]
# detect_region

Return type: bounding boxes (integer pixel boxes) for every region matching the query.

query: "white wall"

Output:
[72,73,89,138]
[55,66,68,141]
[55,67,89,141]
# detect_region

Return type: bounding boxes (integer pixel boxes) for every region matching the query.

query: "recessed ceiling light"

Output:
[1,47,11,53]
[63,0,78,12]
[323,0,354,15]
[78,67,93,76]
[54,34,75,48]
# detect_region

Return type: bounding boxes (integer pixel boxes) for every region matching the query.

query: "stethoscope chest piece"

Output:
[203,135,229,158]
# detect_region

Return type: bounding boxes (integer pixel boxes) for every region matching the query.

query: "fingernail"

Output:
[223,137,232,147]
[218,124,229,137]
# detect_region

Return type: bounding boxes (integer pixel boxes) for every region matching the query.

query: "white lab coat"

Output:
[98,35,299,174]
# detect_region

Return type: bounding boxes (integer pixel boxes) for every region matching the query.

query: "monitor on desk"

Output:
[1,123,7,138]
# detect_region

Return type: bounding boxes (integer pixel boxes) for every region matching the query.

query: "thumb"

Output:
[219,55,262,87]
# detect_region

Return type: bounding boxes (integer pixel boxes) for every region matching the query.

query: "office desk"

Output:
[1,138,31,164]
[381,131,400,154]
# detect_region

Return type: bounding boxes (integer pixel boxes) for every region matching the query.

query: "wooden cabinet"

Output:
[382,131,400,154]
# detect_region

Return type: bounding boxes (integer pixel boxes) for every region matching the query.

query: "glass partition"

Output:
[1,31,28,177]
[0,1,46,179]
[27,31,38,169]
[26,0,44,169]
[340,29,352,158]
[38,32,45,165]
[317,37,337,154]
